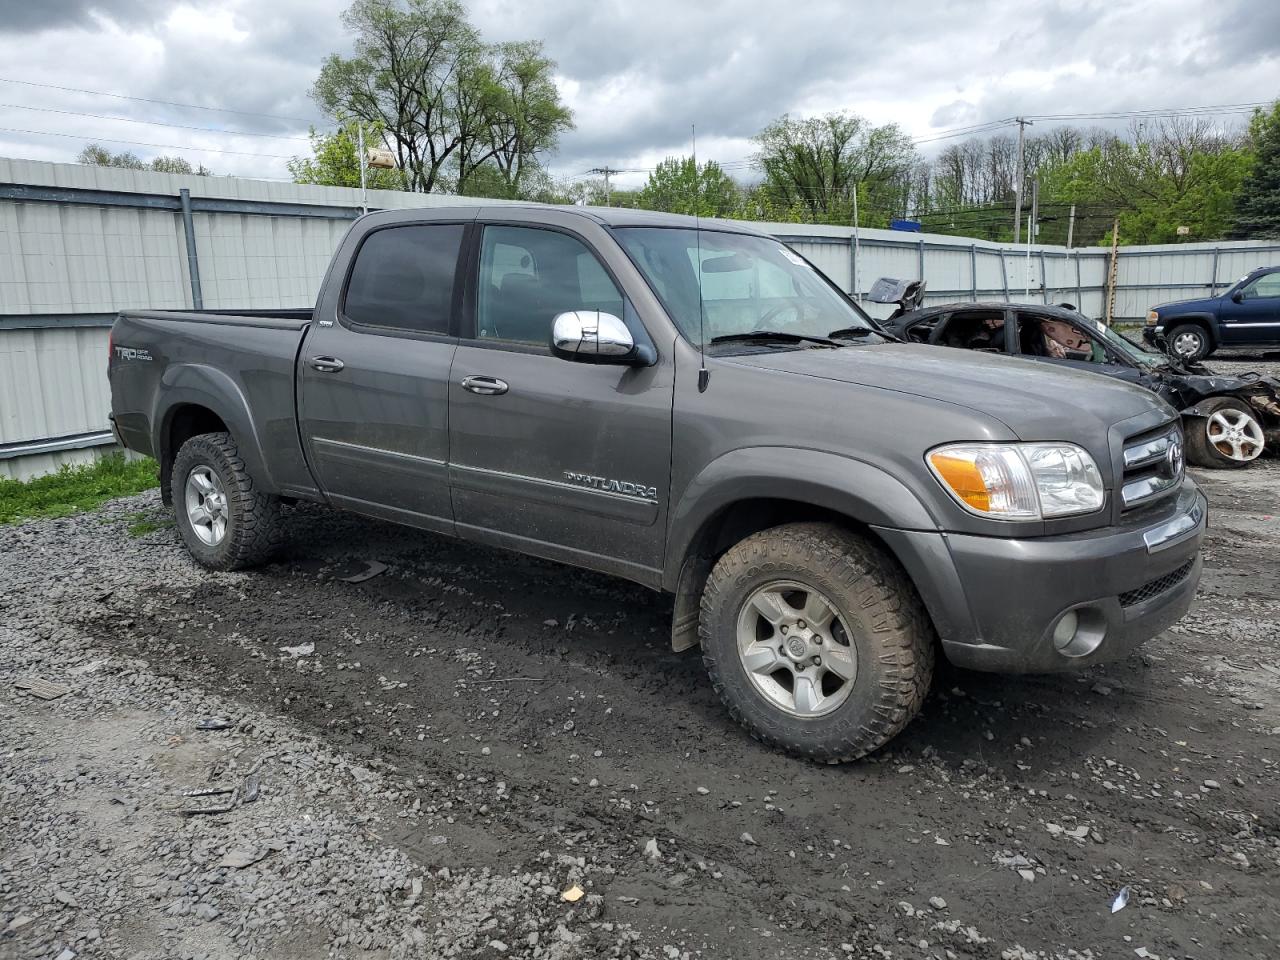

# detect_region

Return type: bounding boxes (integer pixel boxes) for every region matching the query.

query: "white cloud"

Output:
[0,0,1274,183]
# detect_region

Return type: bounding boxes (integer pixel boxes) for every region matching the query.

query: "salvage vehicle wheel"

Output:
[1185,397,1265,469]
[1166,324,1211,362]
[172,432,284,570]
[699,522,935,763]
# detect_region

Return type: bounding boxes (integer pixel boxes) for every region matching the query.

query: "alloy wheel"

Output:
[184,465,229,545]
[735,580,857,718]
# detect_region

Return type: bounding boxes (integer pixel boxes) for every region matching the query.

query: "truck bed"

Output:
[109,308,317,500]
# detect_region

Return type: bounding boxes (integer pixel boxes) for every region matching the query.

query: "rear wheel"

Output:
[1185,397,1265,468]
[172,432,284,569]
[1167,323,1211,361]
[699,522,935,763]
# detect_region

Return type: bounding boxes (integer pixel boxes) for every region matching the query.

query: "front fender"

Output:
[662,447,939,590]
[153,363,275,492]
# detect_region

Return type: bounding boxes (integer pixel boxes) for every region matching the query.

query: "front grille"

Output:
[1119,558,1195,607]
[1120,423,1184,511]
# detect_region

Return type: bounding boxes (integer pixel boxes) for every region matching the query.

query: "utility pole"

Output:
[1066,203,1076,249]
[588,166,621,206]
[1012,117,1031,243]
[851,182,861,302]
[1104,218,1121,326]
[1029,178,1039,242]
[357,123,367,215]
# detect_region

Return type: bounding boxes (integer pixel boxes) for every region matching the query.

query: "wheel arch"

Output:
[152,364,273,505]
[1165,314,1219,348]
[664,449,940,651]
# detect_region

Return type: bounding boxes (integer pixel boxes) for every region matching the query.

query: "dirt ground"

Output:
[4,445,1280,959]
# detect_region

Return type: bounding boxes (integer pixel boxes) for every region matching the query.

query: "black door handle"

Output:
[461,375,509,396]
[309,356,345,373]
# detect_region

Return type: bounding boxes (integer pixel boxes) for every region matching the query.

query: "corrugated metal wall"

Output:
[2,158,1278,479]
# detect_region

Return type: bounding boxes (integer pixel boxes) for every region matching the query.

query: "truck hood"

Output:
[720,342,1172,441]
[1152,295,1220,315]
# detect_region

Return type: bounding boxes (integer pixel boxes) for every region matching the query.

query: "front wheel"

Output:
[699,522,935,763]
[172,432,284,569]
[1166,324,1211,362]
[1185,397,1265,468]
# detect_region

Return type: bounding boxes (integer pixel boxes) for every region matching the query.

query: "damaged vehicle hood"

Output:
[720,342,1172,440]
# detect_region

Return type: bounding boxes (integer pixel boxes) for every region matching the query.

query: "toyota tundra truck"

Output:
[108,205,1207,762]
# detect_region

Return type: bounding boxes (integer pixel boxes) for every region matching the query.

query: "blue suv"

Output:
[1145,266,1280,361]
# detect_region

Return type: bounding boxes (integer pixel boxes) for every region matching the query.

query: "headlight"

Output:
[1146,310,1159,326]
[927,442,1105,520]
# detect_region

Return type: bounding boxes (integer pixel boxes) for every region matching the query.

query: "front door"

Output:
[298,219,468,533]
[1220,270,1280,347]
[1012,312,1147,386]
[448,220,674,586]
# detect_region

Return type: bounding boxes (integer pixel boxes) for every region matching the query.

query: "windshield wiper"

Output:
[709,330,840,348]
[826,326,877,341]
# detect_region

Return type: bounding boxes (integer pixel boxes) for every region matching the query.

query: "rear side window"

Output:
[344,224,465,334]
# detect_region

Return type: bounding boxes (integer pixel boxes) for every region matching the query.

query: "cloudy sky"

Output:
[0,0,1277,190]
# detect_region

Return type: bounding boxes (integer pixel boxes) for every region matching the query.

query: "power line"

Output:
[0,102,311,142]
[0,76,314,124]
[0,126,296,159]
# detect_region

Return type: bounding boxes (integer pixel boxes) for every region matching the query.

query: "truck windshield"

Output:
[614,227,879,347]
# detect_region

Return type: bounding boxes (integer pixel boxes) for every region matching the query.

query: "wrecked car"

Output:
[874,281,1280,469]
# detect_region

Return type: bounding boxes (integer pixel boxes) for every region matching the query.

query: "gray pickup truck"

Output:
[109,205,1207,762]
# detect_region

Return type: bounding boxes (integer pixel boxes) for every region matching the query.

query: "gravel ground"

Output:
[3,460,1279,960]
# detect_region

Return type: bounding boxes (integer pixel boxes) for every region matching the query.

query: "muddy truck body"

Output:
[109,205,1207,761]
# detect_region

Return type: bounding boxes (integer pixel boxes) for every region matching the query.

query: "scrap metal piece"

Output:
[195,718,234,731]
[341,560,388,583]
[242,774,260,805]
[14,676,71,700]
[181,787,240,815]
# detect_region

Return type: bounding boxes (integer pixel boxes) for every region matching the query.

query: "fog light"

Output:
[1052,610,1079,652]
[1051,607,1106,658]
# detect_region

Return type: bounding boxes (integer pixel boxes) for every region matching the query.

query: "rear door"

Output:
[928,308,1013,353]
[298,214,471,533]
[447,212,674,586]
[1219,270,1280,347]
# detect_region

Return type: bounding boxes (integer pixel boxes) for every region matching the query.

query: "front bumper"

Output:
[875,481,1206,673]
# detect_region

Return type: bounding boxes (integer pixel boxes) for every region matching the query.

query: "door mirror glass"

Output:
[1232,291,1245,303]
[551,311,636,363]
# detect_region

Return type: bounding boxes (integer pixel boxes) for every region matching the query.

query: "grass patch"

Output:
[0,454,159,525]
[126,512,174,538]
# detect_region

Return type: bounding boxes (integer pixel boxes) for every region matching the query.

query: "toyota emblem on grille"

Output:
[1165,438,1184,479]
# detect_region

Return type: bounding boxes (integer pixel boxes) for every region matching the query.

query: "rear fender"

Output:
[154,364,274,492]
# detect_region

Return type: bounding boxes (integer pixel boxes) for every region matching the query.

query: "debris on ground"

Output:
[340,559,387,583]
[279,641,315,657]
[13,676,70,700]
[1112,886,1131,913]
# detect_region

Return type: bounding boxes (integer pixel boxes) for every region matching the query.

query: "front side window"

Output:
[614,228,878,347]
[476,226,624,345]
[344,224,465,334]
[1016,314,1106,362]
[1240,272,1280,300]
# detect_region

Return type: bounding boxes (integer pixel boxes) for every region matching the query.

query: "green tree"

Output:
[78,143,211,175]
[636,156,740,217]
[312,0,572,195]
[754,112,917,225]
[288,121,407,189]
[1232,101,1280,239]
[1038,118,1252,245]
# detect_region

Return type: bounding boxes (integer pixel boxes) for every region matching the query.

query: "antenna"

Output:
[693,123,709,392]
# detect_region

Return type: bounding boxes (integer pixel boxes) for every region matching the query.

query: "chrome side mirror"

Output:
[551,311,637,363]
